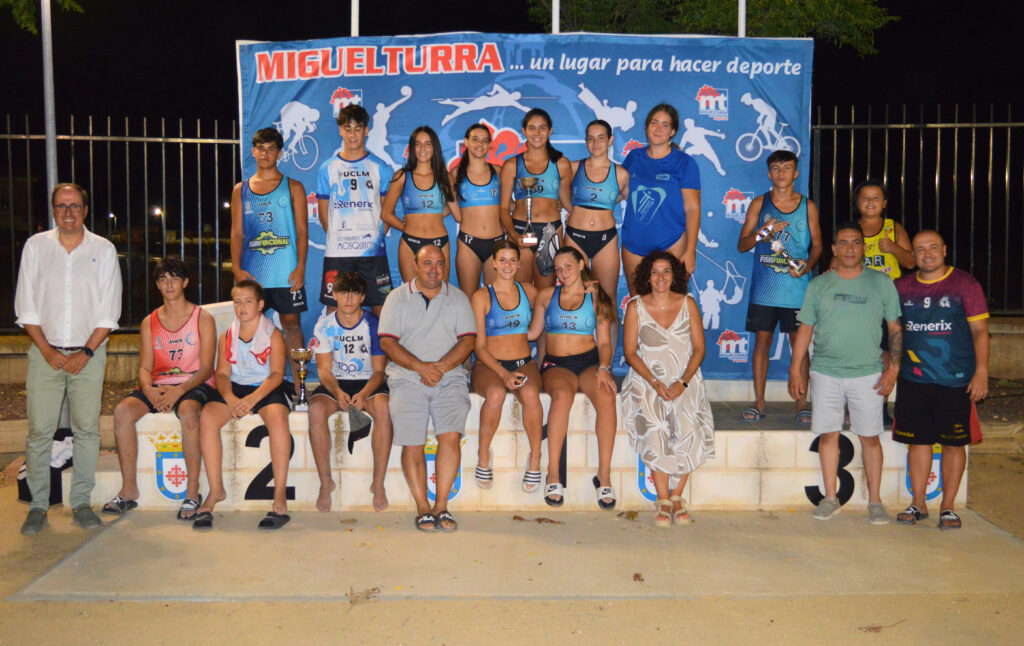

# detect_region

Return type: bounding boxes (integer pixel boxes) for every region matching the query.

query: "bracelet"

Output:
[598,364,612,373]
[81,346,94,358]
[678,380,688,388]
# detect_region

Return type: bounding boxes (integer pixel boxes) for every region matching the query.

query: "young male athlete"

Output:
[893,230,989,530]
[102,258,217,520]
[317,104,395,317]
[231,127,309,391]
[307,272,393,512]
[737,150,821,423]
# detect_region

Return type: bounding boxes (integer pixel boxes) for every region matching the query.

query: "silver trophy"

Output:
[518,176,539,245]
[289,347,314,410]
[754,223,807,274]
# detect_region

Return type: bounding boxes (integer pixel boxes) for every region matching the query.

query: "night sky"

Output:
[1,0,1023,125]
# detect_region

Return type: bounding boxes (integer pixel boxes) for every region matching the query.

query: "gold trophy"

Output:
[289,347,314,410]
[518,176,539,245]
[754,222,807,274]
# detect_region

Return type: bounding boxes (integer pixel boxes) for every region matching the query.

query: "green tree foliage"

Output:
[530,0,897,56]
[1,0,83,35]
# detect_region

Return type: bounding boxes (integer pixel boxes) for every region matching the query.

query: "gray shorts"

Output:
[388,373,471,446]
[809,370,884,437]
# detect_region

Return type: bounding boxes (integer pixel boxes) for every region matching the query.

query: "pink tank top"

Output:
[150,306,214,387]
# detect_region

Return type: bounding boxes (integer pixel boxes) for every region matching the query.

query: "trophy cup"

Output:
[289,347,314,410]
[754,223,807,274]
[518,176,538,245]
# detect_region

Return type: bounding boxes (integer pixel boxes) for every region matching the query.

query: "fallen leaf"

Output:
[394,585,404,591]
[348,586,380,605]
[534,516,563,524]
[858,619,907,633]
[633,572,644,582]
[512,515,527,521]
[617,511,639,521]
[339,518,357,524]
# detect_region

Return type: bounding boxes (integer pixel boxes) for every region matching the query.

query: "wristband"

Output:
[598,364,612,373]
[81,346,94,358]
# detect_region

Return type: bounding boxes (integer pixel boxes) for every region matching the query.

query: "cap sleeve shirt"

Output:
[377,280,476,384]
[797,269,901,378]
[621,147,701,256]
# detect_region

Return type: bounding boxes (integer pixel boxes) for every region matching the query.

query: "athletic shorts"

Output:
[498,356,533,372]
[321,256,392,307]
[457,231,505,263]
[541,347,600,376]
[400,232,450,256]
[207,382,291,413]
[745,303,800,334]
[892,378,978,446]
[388,373,471,446]
[263,286,308,315]
[808,371,884,437]
[310,380,389,402]
[565,225,617,259]
[126,383,217,417]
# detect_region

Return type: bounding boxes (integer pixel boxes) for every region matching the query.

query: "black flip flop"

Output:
[415,513,437,532]
[436,510,458,532]
[101,496,139,515]
[257,511,291,530]
[192,511,214,531]
[176,494,203,521]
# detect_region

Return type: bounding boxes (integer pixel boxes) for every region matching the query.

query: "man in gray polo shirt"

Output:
[378,245,476,533]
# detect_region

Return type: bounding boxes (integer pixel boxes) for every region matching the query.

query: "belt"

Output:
[51,346,84,352]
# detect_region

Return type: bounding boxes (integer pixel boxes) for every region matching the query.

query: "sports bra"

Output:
[512,154,560,201]
[401,173,446,215]
[457,172,500,208]
[484,282,532,337]
[544,286,596,336]
[570,161,620,211]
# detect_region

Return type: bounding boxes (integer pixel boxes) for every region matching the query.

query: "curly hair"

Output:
[632,251,688,296]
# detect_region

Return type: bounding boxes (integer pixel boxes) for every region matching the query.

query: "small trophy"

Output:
[518,176,538,245]
[289,347,314,410]
[754,222,807,274]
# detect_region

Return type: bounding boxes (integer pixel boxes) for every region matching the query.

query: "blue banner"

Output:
[236,32,813,379]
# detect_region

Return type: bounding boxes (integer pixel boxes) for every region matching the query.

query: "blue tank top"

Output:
[544,287,596,336]
[512,154,560,201]
[484,282,532,337]
[749,192,812,309]
[457,172,500,208]
[240,177,299,289]
[400,173,446,215]
[570,161,620,210]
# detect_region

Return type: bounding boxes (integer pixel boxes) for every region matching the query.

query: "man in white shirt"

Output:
[15,183,122,534]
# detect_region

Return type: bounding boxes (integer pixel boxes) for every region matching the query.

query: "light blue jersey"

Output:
[316,152,394,258]
[311,311,383,381]
[512,154,560,200]
[544,287,596,336]
[241,177,299,289]
[571,161,620,211]
[457,172,500,208]
[749,192,811,309]
[400,173,446,215]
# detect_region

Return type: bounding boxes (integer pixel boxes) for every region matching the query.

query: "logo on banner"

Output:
[722,188,754,222]
[905,444,944,501]
[717,329,751,363]
[696,85,728,121]
[735,92,801,162]
[329,87,363,118]
[425,435,469,503]
[274,101,320,171]
[151,432,187,501]
[622,139,644,156]
[636,455,657,502]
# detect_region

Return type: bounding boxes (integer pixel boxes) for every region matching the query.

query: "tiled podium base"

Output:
[65,394,965,512]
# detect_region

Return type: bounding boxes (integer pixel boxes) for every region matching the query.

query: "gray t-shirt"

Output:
[377,279,476,384]
[797,268,901,379]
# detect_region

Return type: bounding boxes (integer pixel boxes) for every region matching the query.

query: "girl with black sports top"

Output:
[382,126,460,282]
[470,240,544,494]
[499,108,573,290]
[527,247,618,510]
[451,123,505,300]
[566,119,630,345]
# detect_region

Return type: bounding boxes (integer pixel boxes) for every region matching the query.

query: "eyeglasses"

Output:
[53,204,85,214]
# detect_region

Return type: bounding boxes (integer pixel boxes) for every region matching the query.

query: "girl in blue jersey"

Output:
[382,126,459,282]
[527,247,618,509]
[567,119,630,344]
[621,104,702,291]
[499,108,573,290]
[451,123,505,300]
[470,240,544,493]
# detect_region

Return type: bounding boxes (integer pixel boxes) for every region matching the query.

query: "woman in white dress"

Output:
[621,251,715,527]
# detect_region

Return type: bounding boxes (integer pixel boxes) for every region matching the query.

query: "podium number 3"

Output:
[804,434,855,505]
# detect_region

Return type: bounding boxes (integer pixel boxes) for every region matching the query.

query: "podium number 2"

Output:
[804,434,855,505]
[243,425,296,500]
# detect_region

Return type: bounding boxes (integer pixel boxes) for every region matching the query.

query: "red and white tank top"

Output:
[150,306,214,387]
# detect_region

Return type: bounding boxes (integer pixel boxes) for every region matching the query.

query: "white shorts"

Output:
[387,373,470,446]
[808,371,883,437]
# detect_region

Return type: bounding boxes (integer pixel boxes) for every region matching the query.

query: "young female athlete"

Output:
[382,126,459,282]
[451,123,505,300]
[527,247,618,509]
[499,108,573,290]
[193,280,291,531]
[470,240,544,493]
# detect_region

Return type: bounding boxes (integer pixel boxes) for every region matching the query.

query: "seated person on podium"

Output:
[102,257,217,520]
[192,279,292,531]
[307,271,393,513]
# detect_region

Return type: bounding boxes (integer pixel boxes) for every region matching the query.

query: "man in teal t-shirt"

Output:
[789,222,902,525]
